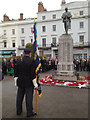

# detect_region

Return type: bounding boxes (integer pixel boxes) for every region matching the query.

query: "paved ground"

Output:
[0,70,90,119]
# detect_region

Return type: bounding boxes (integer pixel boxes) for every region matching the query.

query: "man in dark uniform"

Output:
[14,48,38,117]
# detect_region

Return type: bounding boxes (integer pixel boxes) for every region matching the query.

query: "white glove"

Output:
[14,77,18,86]
[32,78,38,89]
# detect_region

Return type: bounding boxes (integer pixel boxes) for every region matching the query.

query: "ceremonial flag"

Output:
[33,22,42,97]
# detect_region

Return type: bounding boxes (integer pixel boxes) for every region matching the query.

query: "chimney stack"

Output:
[3,14,10,22]
[19,13,23,21]
[61,0,66,5]
[38,2,47,12]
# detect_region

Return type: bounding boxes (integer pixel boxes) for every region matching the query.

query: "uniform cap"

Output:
[65,8,68,10]
[24,48,32,54]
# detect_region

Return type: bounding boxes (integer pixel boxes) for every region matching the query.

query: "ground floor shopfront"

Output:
[0,47,90,59]
[73,47,90,59]
[0,48,24,58]
[38,47,90,59]
[0,50,16,58]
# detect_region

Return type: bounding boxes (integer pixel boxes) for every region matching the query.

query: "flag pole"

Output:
[36,74,38,115]
[34,18,38,115]
[36,88,38,115]
[34,18,35,23]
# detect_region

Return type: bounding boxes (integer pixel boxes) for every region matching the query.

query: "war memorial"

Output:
[53,8,78,81]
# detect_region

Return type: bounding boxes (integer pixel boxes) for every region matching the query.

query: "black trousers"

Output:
[16,86,34,115]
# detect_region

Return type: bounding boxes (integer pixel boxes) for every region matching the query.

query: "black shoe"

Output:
[17,110,22,115]
[27,112,37,117]
[17,112,22,115]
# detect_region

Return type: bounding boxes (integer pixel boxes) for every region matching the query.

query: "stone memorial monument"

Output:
[53,8,77,81]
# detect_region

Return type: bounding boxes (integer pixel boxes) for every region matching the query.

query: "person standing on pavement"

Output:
[14,48,38,117]
[7,58,14,76]
[2,58,7,75]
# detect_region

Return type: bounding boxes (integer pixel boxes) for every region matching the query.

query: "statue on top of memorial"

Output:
[62,8,72,34]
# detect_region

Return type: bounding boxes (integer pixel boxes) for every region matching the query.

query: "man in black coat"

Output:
[2,58,7,75]
[14,48,38,117]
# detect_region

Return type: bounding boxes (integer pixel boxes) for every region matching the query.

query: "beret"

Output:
[24,48,31,54]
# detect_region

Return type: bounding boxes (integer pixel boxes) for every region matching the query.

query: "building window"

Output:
[4,41,7,47]
[39,50,43,56]
[42,38,46,47]
[31,39,33,43]
[52,37,56,45]
[42,26,46,32]
[52,25,56,31]
[12,40,15,47]
[80,22,84,28]
[51,37,57,47]
[21,39,25,46]
[79,35,84,44]
[3,30,6,35]
[52,14,56,19]
[80,11,83,16]
[42,16,46,20]
[31,27,33,33]
[21,28,24,33]
[12,29,15,35]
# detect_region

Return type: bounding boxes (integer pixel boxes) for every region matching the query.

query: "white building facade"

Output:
[0,0,90,59]
[0,16,35,57]
[17,18,35,56]
[37,0,90,59]
[0,21,18,57]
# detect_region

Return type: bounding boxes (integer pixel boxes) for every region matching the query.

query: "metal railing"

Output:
[18,46,25,49]
[73,42,90,47]
[38,42,90,48]
[38,43,58,48]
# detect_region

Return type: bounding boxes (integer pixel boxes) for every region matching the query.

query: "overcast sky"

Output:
[0,0,86,21]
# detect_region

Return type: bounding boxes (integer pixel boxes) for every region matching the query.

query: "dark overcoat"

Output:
[14,56,36,88]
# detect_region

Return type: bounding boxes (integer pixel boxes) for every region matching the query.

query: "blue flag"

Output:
[33,22,42,97]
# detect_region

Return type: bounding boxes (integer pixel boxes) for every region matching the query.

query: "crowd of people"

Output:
[73,58,90,72]
[40,57,90,72]
[2,57,17,77]
[1,57,90,79]
[40,57,58,72]
[1,57,59,77]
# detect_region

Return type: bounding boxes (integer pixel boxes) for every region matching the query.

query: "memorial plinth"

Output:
[52,34,77,81]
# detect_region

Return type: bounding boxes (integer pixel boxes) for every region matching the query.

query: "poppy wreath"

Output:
[40,75,90,88]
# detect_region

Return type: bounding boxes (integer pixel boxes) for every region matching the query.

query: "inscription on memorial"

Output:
[67,42,70,62]
[63,42,67,62]
[59,42,63,62]
[62,65,66,70]
[67,65,71,71]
